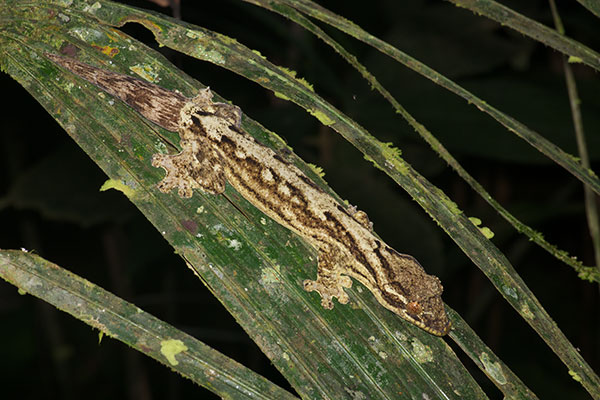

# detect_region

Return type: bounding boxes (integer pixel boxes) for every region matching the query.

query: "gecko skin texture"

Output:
[153,90,450,336]
[47,53,450,335]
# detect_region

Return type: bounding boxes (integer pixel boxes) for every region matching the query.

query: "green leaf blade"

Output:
[0,249,298,400]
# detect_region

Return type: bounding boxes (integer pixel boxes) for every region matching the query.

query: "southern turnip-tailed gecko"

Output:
[46,53,451,335]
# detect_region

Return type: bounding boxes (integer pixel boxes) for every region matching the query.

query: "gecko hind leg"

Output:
[303,249,352,309]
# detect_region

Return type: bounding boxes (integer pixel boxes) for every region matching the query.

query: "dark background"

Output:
[1,0,599,398]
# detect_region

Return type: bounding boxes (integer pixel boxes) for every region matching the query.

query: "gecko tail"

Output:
[45,53,187,132]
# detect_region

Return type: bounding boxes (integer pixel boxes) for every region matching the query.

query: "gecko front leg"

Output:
[348,207,373,231]
[151,89,240,197]
[152,141,226,197]
[303,246,353,309]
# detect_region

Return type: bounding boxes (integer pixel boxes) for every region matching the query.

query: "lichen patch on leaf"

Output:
[279,67,314,92]
[160,339,188,366]
[130,63,160,83]
[308,109,334,126]
[100,179,136,199]
[568,56,583,64]
[273,91,290,101]
[469,217,494,239]
[411,338,433,363]
[520,302,535,320]
[569,370,582,382]
[307,163,325,178]
[479,352,507,385]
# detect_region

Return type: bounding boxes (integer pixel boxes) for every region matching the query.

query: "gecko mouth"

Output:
[418,319,452,336]
[380,284,450,336]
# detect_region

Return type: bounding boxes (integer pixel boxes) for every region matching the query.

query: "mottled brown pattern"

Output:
[46,53,187,132]
[47,53,451,336]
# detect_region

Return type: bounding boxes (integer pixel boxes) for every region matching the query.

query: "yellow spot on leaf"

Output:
[569,370,582,382]
[308,163,325,178]
[97,46,119,57]
[130,64,159,83]
[252,49,265,59]
[480,227,494,239]
[443,198,462,216]
[469,217,482,226]
[104,30,121,43]
[98,331,104,344]
[160,339,188,366]
[18,288,27,295]
[279,67,314,91]
[100,179,136,199]
[140,19,163,34]
[567,56,583,64]
[256,77,270,85]
[383,142,402,155]
[308,109,334,126]
[273,91,290,101]
[469,217,494,239]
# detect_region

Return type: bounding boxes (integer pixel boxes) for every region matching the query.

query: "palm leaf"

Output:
[1,0,598,398]
[0,249,298,399]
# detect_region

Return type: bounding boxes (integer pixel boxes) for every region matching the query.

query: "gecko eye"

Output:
[406,301,423,316]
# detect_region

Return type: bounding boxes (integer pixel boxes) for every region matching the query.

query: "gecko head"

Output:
[382,277,451,336]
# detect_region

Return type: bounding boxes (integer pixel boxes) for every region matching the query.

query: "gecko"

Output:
[46,53,451,336]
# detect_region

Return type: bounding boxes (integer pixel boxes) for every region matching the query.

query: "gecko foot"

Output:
[347,205,373,230]
[152,144,226,197]
[303,274,352,309]
[304,249,353,309]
